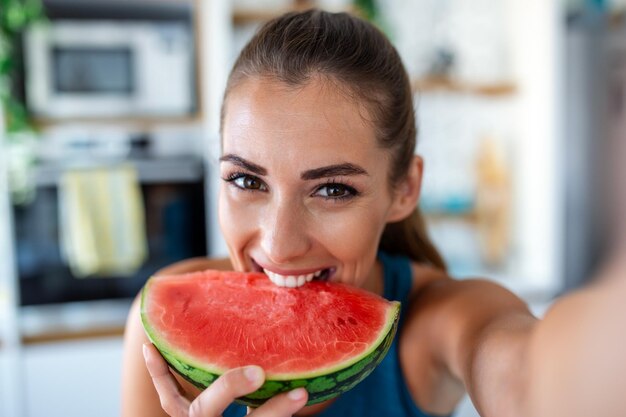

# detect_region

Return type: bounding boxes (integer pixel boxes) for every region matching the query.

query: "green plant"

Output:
[353,0,378,23]
[0,0,44,134]
[352,0,391,40]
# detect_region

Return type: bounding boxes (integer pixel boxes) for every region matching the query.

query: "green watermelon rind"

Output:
[140,277,401,406]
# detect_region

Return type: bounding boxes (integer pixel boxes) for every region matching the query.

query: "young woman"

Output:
[121,9,624,417]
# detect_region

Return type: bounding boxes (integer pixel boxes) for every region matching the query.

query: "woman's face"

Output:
[219,76,418,290]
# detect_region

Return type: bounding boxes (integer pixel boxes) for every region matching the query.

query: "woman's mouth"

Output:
[263,268,331,288]
[251,258,335,288]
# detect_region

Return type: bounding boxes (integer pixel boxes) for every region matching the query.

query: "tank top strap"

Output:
[378,251,413,314]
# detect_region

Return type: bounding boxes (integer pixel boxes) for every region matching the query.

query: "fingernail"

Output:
[243,366,263,383]
[142,343,148,359]
[287,388,306,401]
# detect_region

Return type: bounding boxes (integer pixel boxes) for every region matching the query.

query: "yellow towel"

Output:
[59,164,147,278]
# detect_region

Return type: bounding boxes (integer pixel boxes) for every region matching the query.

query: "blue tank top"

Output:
[224,252,444,417]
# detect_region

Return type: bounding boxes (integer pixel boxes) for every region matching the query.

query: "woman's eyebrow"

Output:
[301,163,368,180]
[219,154,267,175]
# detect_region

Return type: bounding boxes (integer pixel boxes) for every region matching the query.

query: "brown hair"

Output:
[221,9,446,270]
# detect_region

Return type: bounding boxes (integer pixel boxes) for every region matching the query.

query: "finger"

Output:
[189,366,265,417]
[248,388,308,417]
[143,343,190,416]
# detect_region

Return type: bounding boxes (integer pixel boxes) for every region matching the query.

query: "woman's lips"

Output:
[250,258,336,288]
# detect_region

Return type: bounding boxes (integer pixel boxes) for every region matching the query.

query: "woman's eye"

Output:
[315,184,356,199]
[225,174,267,191]
[238,176,262,190]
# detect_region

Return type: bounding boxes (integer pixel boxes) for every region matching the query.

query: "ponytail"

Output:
[380,208,447,271]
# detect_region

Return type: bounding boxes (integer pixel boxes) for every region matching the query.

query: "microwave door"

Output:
[44,46,138,118]
[53,47,134,95]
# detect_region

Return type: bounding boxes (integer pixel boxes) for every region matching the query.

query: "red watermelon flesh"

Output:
[143,270,397,377]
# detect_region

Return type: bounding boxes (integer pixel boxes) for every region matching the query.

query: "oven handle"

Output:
[33,157,204,187]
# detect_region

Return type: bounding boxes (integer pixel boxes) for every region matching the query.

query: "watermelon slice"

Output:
[141,270,400,407]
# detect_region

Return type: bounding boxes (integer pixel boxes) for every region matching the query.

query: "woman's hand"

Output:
[143,343,308,417]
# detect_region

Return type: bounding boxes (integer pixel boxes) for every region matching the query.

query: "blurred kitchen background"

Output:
[0,0,623,416]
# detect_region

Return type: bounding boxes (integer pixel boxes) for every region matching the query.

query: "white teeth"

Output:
[285,276,297,288]
[263,269,324,288]
[263,270,286,286]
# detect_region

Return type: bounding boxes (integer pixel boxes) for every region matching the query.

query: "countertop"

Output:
[18,299,133,344]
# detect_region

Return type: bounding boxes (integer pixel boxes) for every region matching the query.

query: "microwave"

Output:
[24,20,195,118]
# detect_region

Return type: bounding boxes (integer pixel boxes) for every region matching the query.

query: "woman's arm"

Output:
[406,258,626,417]
[120,257,232,417]
[401,274,536,417]
[525,258,626,417]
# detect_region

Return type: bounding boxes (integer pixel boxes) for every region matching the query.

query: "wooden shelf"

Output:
[21,325,125,345]
[233,7,296,25]
[233,4,356,25]
[412,76,517,97]
[424,211,478,223]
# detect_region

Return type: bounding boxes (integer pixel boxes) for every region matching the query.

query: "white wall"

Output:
[508,0,564,293]
[199,0,232,257]
[0,100,26,417]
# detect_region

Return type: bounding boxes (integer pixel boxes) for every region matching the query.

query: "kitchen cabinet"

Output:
[21,337,124,417]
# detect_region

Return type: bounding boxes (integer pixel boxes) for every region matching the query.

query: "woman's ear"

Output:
[387,155,423,223]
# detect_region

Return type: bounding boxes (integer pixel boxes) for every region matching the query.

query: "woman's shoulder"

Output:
[407,260,450,299]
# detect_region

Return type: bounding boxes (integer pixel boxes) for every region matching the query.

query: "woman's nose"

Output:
[260,200,311,265]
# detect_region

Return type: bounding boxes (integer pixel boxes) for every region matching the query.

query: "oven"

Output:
[12,156,208,306]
